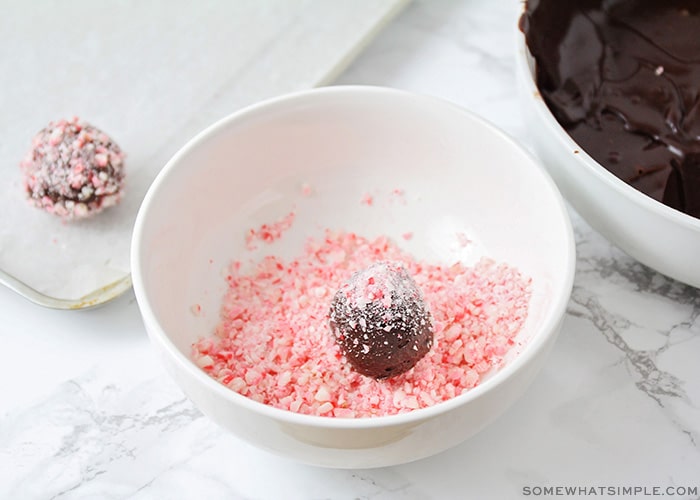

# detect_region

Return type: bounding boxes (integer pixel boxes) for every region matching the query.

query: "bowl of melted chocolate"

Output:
[517,0,700,288]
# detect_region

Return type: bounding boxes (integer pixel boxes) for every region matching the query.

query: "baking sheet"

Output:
[0,0,407,300]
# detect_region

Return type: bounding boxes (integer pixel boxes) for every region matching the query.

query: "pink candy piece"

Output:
[192,230,532,418]
[245,210,296,250]
[300,183,313,197]
[456,232,472,248]
[360,193,374,206]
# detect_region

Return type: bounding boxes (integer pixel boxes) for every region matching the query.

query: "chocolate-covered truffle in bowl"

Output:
[329,261,433,379]
[20,117,125,219]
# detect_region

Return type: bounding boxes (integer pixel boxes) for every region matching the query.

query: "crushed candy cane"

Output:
[245,210,296,250]
[192,230,531,418]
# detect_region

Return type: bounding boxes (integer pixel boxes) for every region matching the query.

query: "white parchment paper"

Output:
[0,0,406,300]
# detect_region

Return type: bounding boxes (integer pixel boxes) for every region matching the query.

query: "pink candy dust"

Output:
[244,210,296,250]
[192,230,531,418]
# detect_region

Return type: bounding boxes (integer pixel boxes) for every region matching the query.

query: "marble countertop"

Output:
[2,1,699,498]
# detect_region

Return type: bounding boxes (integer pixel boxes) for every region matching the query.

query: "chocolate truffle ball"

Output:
[20,117,125,219]
[329,261,433,379]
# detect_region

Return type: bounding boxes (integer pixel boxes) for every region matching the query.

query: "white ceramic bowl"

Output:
[131,86,575,468]
[515,15,700,288]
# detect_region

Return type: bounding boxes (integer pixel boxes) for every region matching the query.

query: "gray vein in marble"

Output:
[571,214,700,304]
[569,286,689,404]
[566,221,700,450]
[346,471,427,500]
[2,370,204,500]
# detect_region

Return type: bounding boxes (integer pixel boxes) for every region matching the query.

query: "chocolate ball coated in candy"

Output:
[329,261,433,379]
[20,117,125,219]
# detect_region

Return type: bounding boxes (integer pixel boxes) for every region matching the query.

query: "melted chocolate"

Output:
[521,0,700,218]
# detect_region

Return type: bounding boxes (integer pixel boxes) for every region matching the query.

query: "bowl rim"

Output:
[514,11,700,233]
[131,85,576,430]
